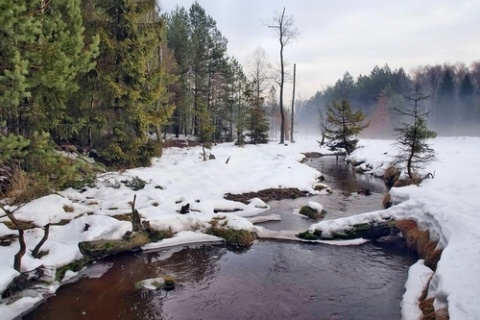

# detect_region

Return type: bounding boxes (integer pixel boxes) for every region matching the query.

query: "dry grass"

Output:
[63,204,74,213]
[396,220,441,270]
[420,298,436,319]
[6,168,51,205]
[112,213,133,222]
[3,220,37,230]
[384,166,401,188]
[382,193,392,209]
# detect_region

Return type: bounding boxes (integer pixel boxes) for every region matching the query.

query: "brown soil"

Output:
[224,187,310,204]
[163,139,201,148]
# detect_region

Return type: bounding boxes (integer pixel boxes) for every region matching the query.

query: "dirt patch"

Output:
[163,139,201,148]
[224,188,310,204]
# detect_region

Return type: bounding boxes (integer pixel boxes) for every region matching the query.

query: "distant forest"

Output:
[296,63,480,138]
[1,0,479,179]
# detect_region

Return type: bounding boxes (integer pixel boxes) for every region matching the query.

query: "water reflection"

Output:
[25,241,415,320]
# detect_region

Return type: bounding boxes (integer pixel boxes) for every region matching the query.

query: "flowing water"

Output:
[23,156,416,320]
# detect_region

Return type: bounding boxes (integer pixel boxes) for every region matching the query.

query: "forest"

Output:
[1,0,479,199]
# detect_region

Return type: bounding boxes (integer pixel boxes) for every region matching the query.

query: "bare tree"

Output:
[268,7,298,144]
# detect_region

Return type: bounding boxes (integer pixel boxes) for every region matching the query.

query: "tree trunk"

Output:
[31,224,50,258]
[290,63,296,142]
[131,195,142,232]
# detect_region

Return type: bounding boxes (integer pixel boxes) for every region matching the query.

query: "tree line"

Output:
[0,1,274,199]
[297,63,480,137]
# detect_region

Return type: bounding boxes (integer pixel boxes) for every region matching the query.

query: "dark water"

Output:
[259,156,388,232]
[24,242,415,320]
[23,156,414,320]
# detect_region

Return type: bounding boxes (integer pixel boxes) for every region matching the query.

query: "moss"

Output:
[296,230,319,240]
[221,229,256,246]
[121,176,146,191]
[78,232,150,258]
[299,205,325,219]
[56,259,87,281]
[208,218,255,246]
[147,228,174,242]
[35,250,49,259]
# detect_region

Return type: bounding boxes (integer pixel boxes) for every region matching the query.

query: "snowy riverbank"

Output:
[311,137,480,319]
[1,136,479,319]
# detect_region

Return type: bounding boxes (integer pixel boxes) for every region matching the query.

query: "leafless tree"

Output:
[268,7,298,144]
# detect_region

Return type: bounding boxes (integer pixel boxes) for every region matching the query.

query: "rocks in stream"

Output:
[299,202,326,220]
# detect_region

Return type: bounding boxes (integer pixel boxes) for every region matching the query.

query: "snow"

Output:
[401,260,434,320]
[311,137,480,319]
[142,231,224,251]
[0,136,479,319]
[307,201,323,212]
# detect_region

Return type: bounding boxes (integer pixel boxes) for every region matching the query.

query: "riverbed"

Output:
[23,156,416,320]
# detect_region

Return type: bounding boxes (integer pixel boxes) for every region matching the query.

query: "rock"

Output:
[357,187,371,196]
[313,183,332,194]
[180,203,190,214]
[299,203,326,220]
[136,275,176,291]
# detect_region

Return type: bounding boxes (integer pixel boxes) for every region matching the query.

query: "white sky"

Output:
[160,0,480,99]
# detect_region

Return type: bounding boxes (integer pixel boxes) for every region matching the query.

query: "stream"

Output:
[23,156,416,320]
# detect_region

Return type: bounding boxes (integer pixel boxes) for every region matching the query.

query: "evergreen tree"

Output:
[166,6,193,137]
[197,100,214,160]
[394,87,436,180]
[458,73,475,133]
[437,67,456,134]
[78,0,175,167]
[325,99,369,155]
[0,0,98,138]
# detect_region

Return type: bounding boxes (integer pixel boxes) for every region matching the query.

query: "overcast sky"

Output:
[160,0,479,100]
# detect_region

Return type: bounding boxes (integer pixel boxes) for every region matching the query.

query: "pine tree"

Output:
[78,0,175,167]
[197,100,214,160]
[325,99,369,155]
[394,87,436,180]
[166,6,193,137]
[0,0,98,138]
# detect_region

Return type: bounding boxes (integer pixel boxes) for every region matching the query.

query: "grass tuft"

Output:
[63,204,74,213]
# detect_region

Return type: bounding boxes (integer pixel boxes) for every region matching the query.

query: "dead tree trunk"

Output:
[4,209,26,272]
[131,195,142,232]
[290,63,296,143]
[31,224,51,258]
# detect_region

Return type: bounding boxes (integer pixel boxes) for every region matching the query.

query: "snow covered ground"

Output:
[0,136,479,319]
